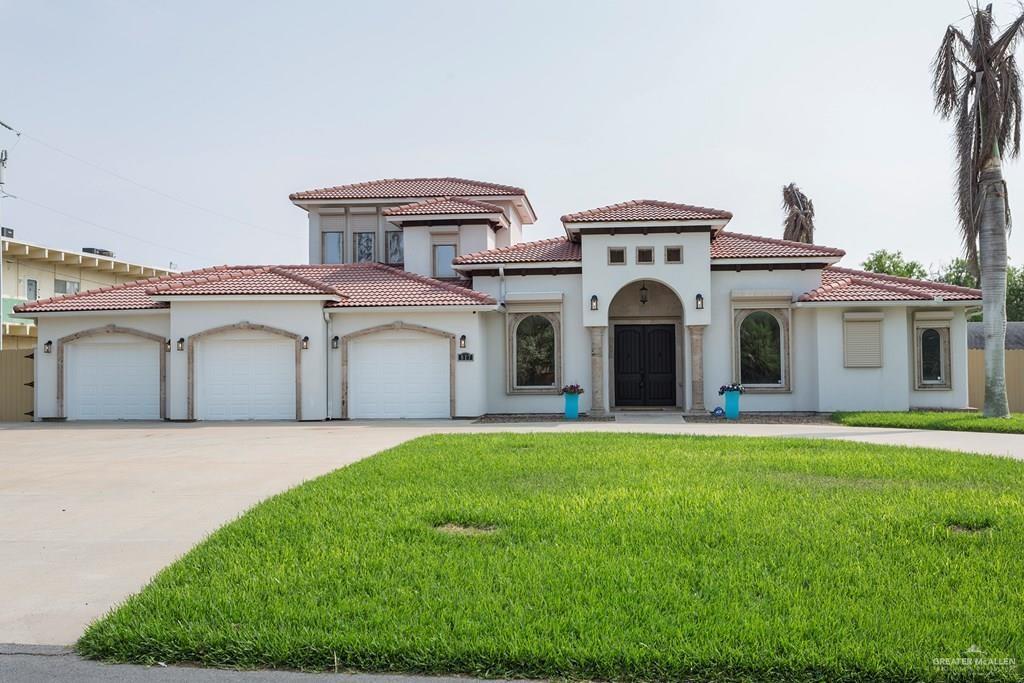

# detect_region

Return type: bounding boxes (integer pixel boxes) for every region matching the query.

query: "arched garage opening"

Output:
[340,321,456,419]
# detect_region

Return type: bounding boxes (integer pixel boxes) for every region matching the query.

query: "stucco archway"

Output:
[57,324,168,419]
[608,280,686,409]
[339,321,457,419]
[187,321,304,420]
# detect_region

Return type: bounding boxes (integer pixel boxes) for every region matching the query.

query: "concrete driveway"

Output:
[2,417,1023,647]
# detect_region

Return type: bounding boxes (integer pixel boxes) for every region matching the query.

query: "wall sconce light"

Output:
[176,337,185,351]
[590,294,599,311]
[165,339,171,352]
[459,334,467,349]
[331,335,339,350]
[301,336,310,350]
[639,281,649,305]
[43,340,52,354]
[695,293,704,310]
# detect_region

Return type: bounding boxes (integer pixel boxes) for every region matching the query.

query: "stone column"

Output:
[588,326,606,416]
[687,325,706,412]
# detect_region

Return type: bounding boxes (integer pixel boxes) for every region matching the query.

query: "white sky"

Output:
[2,0,1023,273]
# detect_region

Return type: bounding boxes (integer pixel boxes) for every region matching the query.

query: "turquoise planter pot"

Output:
[564,393,580,420]
[724,390,740,420]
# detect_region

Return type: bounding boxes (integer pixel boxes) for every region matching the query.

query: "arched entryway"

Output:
[608,280,685,409]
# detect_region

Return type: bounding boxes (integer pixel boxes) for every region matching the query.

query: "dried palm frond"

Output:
[781,183,815,244]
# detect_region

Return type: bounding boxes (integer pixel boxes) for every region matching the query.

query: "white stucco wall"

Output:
[472,273,591,413]
[32,312,171,420]
[327,309,488,418]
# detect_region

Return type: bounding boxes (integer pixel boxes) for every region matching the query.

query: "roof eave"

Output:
[562,218,731,233]
[386,213,509,229]
[453,260,580,271]
[712,256,844,266]
[793,298,981,308]
[327,304,497,313]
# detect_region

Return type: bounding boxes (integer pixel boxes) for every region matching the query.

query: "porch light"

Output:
[459,334,467,349]
[43,340,52,354]
[176,337,185,351]
[301,336,310,350]
[639,281,649,305]
[590,294,599,311]
[331,335,340,350]
[695,293,704,310]
[165,339,171,352]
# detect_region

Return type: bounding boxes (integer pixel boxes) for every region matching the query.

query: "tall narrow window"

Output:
[353,232,375,262]
[433,244,457,278]
[739,311,782,385]
[26,278,38,300]
[385,231,404,264]
[322,232,343,264]
[515,315,556,388]
[920,328,943,382]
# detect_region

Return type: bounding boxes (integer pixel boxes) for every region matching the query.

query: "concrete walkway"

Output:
[1,416,1021,650]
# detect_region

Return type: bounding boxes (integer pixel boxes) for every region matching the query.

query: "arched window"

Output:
[515,315,556,387]
[739,311,783,385]
[920,328,942,382]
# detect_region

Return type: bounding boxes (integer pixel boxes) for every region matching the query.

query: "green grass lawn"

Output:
[834,410,1024,434]
[78,434,1024,681]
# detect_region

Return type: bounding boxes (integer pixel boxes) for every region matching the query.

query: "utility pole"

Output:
[0,149,7,351]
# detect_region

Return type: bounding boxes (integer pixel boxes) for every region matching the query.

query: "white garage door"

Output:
[66,341,161,420]
[349,331,449,418]
[196,336,295,420]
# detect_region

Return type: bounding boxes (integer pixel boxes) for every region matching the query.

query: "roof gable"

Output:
[290,177,525,201]
[561,199,732,223]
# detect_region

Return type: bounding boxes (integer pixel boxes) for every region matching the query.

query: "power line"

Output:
[1,189,206,260]
[0,117,293,239]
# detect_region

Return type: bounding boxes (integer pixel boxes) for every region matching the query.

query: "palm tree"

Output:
[932,3,1019,417]
[781,183,815,244]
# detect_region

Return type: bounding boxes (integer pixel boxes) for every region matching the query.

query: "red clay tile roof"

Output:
[454,237,582,265]
[561,199,732,223]
[798,267,981,302]
[290,177,525,201]
[284,263,495,307]
[383,196,505,217]
[15,264,494,313]
[710,232,846,259]
[145,267,341,296]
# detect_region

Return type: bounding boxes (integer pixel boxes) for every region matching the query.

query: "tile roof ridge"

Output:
[268,266,348,297]
[367,262,495,303]
[383,196,505,216]
[826,266,982,295]
[797,275,856,302]
[453,236,570,264]
[290,177,526,200]
[144,266,271,294]
[716,231,846,256]
[561,198,733,222]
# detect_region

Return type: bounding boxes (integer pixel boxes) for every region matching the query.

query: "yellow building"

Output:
[1,235,175,349]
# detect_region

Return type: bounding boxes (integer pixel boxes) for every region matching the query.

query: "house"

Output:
[14,177,982,421]
[2,233,175,350]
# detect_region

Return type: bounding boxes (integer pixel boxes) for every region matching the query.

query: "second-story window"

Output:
[386,231,404,265]
[353,232,375,262]
[322,232,343,264]
[55,279,80,295]
[433,243,457,278]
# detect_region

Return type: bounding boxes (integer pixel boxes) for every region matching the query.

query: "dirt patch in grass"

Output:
[434,522,497,536]
[947,519,993,534]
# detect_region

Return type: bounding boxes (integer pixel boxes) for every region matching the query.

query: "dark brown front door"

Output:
[614,324,676,406]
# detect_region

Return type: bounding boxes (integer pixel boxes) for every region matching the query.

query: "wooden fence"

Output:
[0,348,34,421]
[968,349,1024,412]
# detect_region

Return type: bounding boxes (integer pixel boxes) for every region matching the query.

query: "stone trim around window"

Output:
[635,246,655,265]
[664,245,684,264]
[607,247,626,265]
[56,324,168,420]
[913,313,953,391]
[731,307,792,393]
[506,311,562,395]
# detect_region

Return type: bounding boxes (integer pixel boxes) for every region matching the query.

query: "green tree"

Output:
[932,4,1020,416]
[861,250,928,279]
[934,258,1024,321]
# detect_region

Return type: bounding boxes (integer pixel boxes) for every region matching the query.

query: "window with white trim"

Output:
[55,279,80,295]
[608,247,626,265]
[665,246,683,264]
[914,312,952,390]
[433,243,457,278]
[507,312,561,394]
[843,312,883,368]
[733,308,790,391]
[636,247,654,264]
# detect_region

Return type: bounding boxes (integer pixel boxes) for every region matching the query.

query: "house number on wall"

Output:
[457,352,474,361]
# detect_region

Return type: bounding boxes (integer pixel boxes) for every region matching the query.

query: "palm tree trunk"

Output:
[978,162,1011,417]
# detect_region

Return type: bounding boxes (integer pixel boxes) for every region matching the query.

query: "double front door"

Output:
[613,324,676,406]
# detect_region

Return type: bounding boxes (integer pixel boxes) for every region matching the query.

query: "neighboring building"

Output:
[15,177,982,421]
[2,234,174,349]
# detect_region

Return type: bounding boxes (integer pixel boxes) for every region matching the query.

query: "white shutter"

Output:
[321,215,346,231]
[349,212,377,232]
[843,313,883,368]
